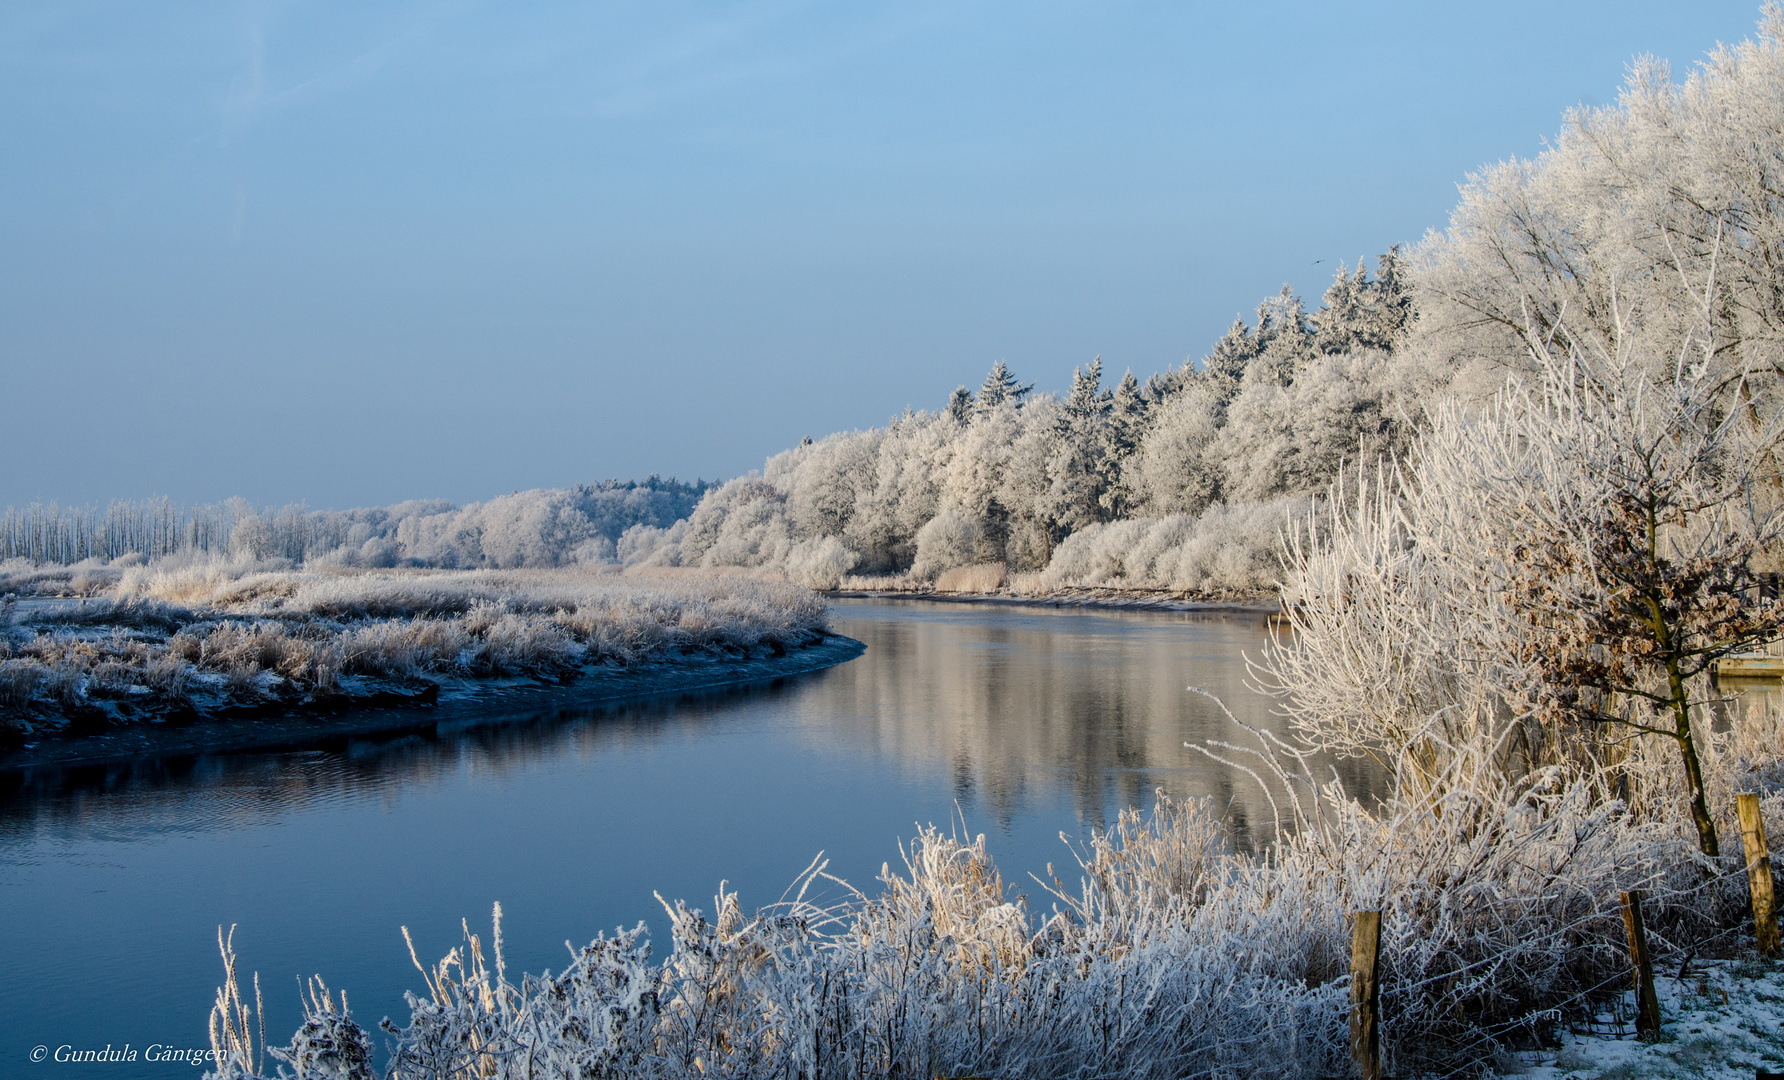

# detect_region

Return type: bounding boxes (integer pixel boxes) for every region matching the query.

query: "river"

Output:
[0,598,1373,1077]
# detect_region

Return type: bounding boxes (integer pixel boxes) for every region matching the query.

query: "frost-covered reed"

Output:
[0,560,828,737]
[203,697,1783,1080]
[932,562,1007,594]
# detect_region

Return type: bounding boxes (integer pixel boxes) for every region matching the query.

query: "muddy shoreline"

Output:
[0,634,865,773]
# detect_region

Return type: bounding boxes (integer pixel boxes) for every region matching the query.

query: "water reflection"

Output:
[803,601,1380,840]
[0,683,806,846]
[1,601,1375,851]
[0,599,1376,1080]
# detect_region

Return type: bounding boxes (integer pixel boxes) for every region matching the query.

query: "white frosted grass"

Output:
[0,562,828,729]
[202,701,1784,1079]
[932,562,1008,594]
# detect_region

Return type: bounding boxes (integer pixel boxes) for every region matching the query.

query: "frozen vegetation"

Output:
[0,477,710,571]
[0,558,828,744]
[198,11,1784,1078]
[614,268,1417,596]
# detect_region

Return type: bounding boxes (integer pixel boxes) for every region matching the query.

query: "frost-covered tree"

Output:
[1413,8,1784,404]
[1201,317,1257,401]
[910,510,982,581]
[998,396,1065,567]
[975,361,1034,414]
[1102,370,1150,520]
[1134,386,1223,515]
[1487,327,1784,856]
[1312,249,1412,355]
[1045,358,1114,536]
[947,386,974,425]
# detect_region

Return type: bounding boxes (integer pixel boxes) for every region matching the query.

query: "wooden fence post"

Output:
[1350,910,1382,1080]
[1619,891,1662,1038]
[1738,793,1780,955]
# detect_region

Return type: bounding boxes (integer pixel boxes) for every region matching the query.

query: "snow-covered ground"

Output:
[1502,956,1784,1079]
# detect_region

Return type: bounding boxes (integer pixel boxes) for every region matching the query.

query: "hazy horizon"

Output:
[1,1,1764,511]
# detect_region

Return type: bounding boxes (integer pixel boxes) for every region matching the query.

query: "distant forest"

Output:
[0,477,710,571]
[3,256,1416,595]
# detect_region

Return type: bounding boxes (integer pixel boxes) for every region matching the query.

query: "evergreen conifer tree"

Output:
[1310,247,1413,354]
[976,361,1034,414]
[1101,369,1149,519]
[1201,317,1257,404]
[1046,358,1114,535]
[947,386,974,425]
[1247,287,1316,387]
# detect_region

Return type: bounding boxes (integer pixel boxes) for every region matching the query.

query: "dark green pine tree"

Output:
[1202,316,1258,401]
[976,360,1035,414]
[947,385,974,425]
[1048,357,1114,533]
[1101,369,1149,519]
[1310,246,1413,355]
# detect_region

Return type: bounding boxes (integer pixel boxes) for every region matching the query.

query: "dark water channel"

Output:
[0,599,1373,1077]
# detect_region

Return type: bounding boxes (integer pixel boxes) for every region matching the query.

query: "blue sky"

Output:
[0,1,1766,509]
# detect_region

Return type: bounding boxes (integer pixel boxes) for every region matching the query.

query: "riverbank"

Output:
[829,585,1280,615]
[0,562,846,762]
[0,632,864,772]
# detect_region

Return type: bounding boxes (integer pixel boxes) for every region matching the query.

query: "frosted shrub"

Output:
[909,510,980,582]
[782,536,859,591]
[1031,496,1309,596]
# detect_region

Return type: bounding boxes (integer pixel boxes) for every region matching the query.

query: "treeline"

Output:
[0,478,710,570]
[7,252,1428,594]
[624,8,1784,594]
[619,254,1427,591]
[21,6,1784,603]
[0,498,232,565]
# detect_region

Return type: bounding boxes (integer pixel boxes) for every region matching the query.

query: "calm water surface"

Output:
[0,599,1370,1077]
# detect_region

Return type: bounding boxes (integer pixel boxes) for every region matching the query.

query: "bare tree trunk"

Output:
[1668,658,1720,857]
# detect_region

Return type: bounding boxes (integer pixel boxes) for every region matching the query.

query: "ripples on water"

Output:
[0,599,1376,1078]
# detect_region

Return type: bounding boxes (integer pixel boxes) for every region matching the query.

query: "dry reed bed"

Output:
[0,561,828,740]
[205,709,1784,1080]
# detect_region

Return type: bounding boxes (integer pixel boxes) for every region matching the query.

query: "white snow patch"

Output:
[1501,957,1784,1079]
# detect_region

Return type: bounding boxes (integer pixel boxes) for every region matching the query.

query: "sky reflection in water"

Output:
[0,599,1376,1078]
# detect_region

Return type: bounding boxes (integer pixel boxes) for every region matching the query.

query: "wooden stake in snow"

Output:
[1350,910,1382,1080]
[1737,793,1780,955]
[1620,891,1662,1037]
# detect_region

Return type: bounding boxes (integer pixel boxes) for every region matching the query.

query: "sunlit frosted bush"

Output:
[1025,496,1309,596]
[908,510,980,582]
[783,536,859,591]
